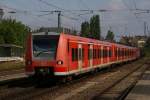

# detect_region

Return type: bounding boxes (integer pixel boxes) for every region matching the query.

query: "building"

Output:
[135,36,147,48]
[120,35,147,47]
[0,44,23,57]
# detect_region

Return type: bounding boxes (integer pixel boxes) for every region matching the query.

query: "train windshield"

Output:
[32,35,59,60]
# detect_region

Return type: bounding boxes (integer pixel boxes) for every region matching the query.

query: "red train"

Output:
[25,32,140,78]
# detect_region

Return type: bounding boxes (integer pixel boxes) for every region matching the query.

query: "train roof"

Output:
[60,33,137,49]
[31,32,137,49]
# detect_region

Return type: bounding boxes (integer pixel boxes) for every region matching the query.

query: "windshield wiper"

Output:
[35,50,51,57]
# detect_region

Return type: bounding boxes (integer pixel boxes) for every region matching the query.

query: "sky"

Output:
[0,0,150,39]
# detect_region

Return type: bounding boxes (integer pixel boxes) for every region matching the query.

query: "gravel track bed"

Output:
[0,68,24,76]
[0,58,148,100]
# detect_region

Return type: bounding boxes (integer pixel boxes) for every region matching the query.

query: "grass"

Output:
[0,61,25,71]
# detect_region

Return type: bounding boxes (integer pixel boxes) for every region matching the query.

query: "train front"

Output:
[25,32,59,77]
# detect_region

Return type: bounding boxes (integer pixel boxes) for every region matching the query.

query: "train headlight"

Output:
[26,60,32,65]
[57,60,63,65]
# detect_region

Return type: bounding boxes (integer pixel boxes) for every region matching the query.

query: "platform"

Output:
[125,68,150,100]
[0,73,26,82]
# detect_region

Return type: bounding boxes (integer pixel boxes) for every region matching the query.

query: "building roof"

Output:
[0,44,23,48]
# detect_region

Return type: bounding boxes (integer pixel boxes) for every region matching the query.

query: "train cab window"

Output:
[32,35,59,60]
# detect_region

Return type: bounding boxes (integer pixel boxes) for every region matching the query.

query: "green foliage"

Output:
[0,35,4,44]
[80,15,101,40]
[90,15,101,40]
[145,37,150,48]
[119,36,131,46]
[106,30,114,41]
[144,37,150,57]
[0,18,30,47]
[80,21,90,37]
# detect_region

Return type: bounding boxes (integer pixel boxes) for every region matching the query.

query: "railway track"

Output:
[93,61,149,100]
[0,58,149,100]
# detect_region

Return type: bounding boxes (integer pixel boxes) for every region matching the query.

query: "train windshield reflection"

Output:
[32,35,59,60]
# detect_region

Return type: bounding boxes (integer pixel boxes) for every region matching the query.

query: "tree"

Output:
[80,21,90,37]
[145,37,150,48]
[105,30,115,41]
[0,35,4,44]
[0,18,30,47]
[90,15,101,40]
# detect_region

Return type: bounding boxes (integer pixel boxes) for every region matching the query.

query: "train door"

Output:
[117,47,119,61]
[78,44,82,72]
[101,46,103,64]
[69,41,78,72]
[107,46,110,63]
[89,44,93,68]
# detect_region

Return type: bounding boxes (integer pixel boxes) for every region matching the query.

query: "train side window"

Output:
[75,48,78,61]
[82,49,84,61]
[105,49,107,58]
[93,49,96,59]
[96,49,99,58]
[119,49,121,57]
[94,49,95,59]
[120,49,122,57]
[95,49,96,59]
[72,48,75,61]
[103,48,107,58]
[103,49,105,58]
[72,48,78,61]
[79,48,82,60]
[106,49,108,57]
[98,49,100,58]
[88,49,90,60]
[88,49,92,60]
[90,49,92,59]
[115,49,117,57]
[109,50,112,57]
[97,49,99,58]
[96,49,97,58]
[99,49,100,58]
[93,49,94,59]
[118,49,120,57]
